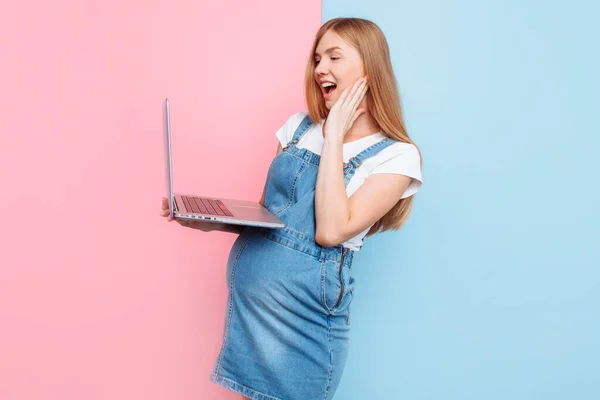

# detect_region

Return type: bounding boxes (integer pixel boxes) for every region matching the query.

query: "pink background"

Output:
[0,1,320,398]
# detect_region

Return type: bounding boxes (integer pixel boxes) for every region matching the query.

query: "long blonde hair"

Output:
[304,18,423,236]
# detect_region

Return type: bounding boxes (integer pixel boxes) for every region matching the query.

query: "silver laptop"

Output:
[163,98,285,229]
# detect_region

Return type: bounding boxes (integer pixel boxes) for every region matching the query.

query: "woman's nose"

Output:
[315,61,328,75]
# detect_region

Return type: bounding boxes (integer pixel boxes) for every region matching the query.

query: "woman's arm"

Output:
[315,141,411,247]
[314,78,411,247]
[181,220,245,234]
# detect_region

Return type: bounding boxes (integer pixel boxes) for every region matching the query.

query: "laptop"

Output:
[163,97,285,229]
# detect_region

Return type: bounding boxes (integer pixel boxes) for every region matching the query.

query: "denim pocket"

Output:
[263,154,307,216]
[321,249,352,314]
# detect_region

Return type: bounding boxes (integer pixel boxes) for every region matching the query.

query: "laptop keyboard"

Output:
[181,196,234,217]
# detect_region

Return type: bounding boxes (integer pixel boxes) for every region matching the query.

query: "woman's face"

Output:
[314,30,365,110]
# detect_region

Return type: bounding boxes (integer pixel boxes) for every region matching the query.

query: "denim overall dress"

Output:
[210,115,396,400]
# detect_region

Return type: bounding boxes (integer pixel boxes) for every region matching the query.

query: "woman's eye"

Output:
[314,57,339,64]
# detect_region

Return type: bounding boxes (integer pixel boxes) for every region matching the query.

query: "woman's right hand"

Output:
[160,197,217,232]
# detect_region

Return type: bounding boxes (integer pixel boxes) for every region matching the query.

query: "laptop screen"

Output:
[163,98,174,217]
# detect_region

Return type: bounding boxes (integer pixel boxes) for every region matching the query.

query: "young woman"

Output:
[160,17,422,400]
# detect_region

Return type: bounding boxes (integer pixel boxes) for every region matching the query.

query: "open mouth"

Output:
[323,84,337,97]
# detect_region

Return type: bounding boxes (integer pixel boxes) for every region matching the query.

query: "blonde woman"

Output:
[161,17,422,400]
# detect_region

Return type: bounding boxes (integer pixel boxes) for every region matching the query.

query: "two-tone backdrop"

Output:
[1,0,598,399]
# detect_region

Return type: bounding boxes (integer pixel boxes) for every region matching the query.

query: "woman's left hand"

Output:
[324,76,369,140]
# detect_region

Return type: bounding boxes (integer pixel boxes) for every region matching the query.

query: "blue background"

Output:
[322,1,600,398]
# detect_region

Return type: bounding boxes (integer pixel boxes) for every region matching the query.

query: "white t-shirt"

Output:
[274,112,423,251]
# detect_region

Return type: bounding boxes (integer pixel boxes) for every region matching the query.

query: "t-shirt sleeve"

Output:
[274,112,308,148]
[370,143,423,199]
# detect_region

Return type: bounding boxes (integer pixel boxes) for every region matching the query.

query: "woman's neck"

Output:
[346,112,380,140]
